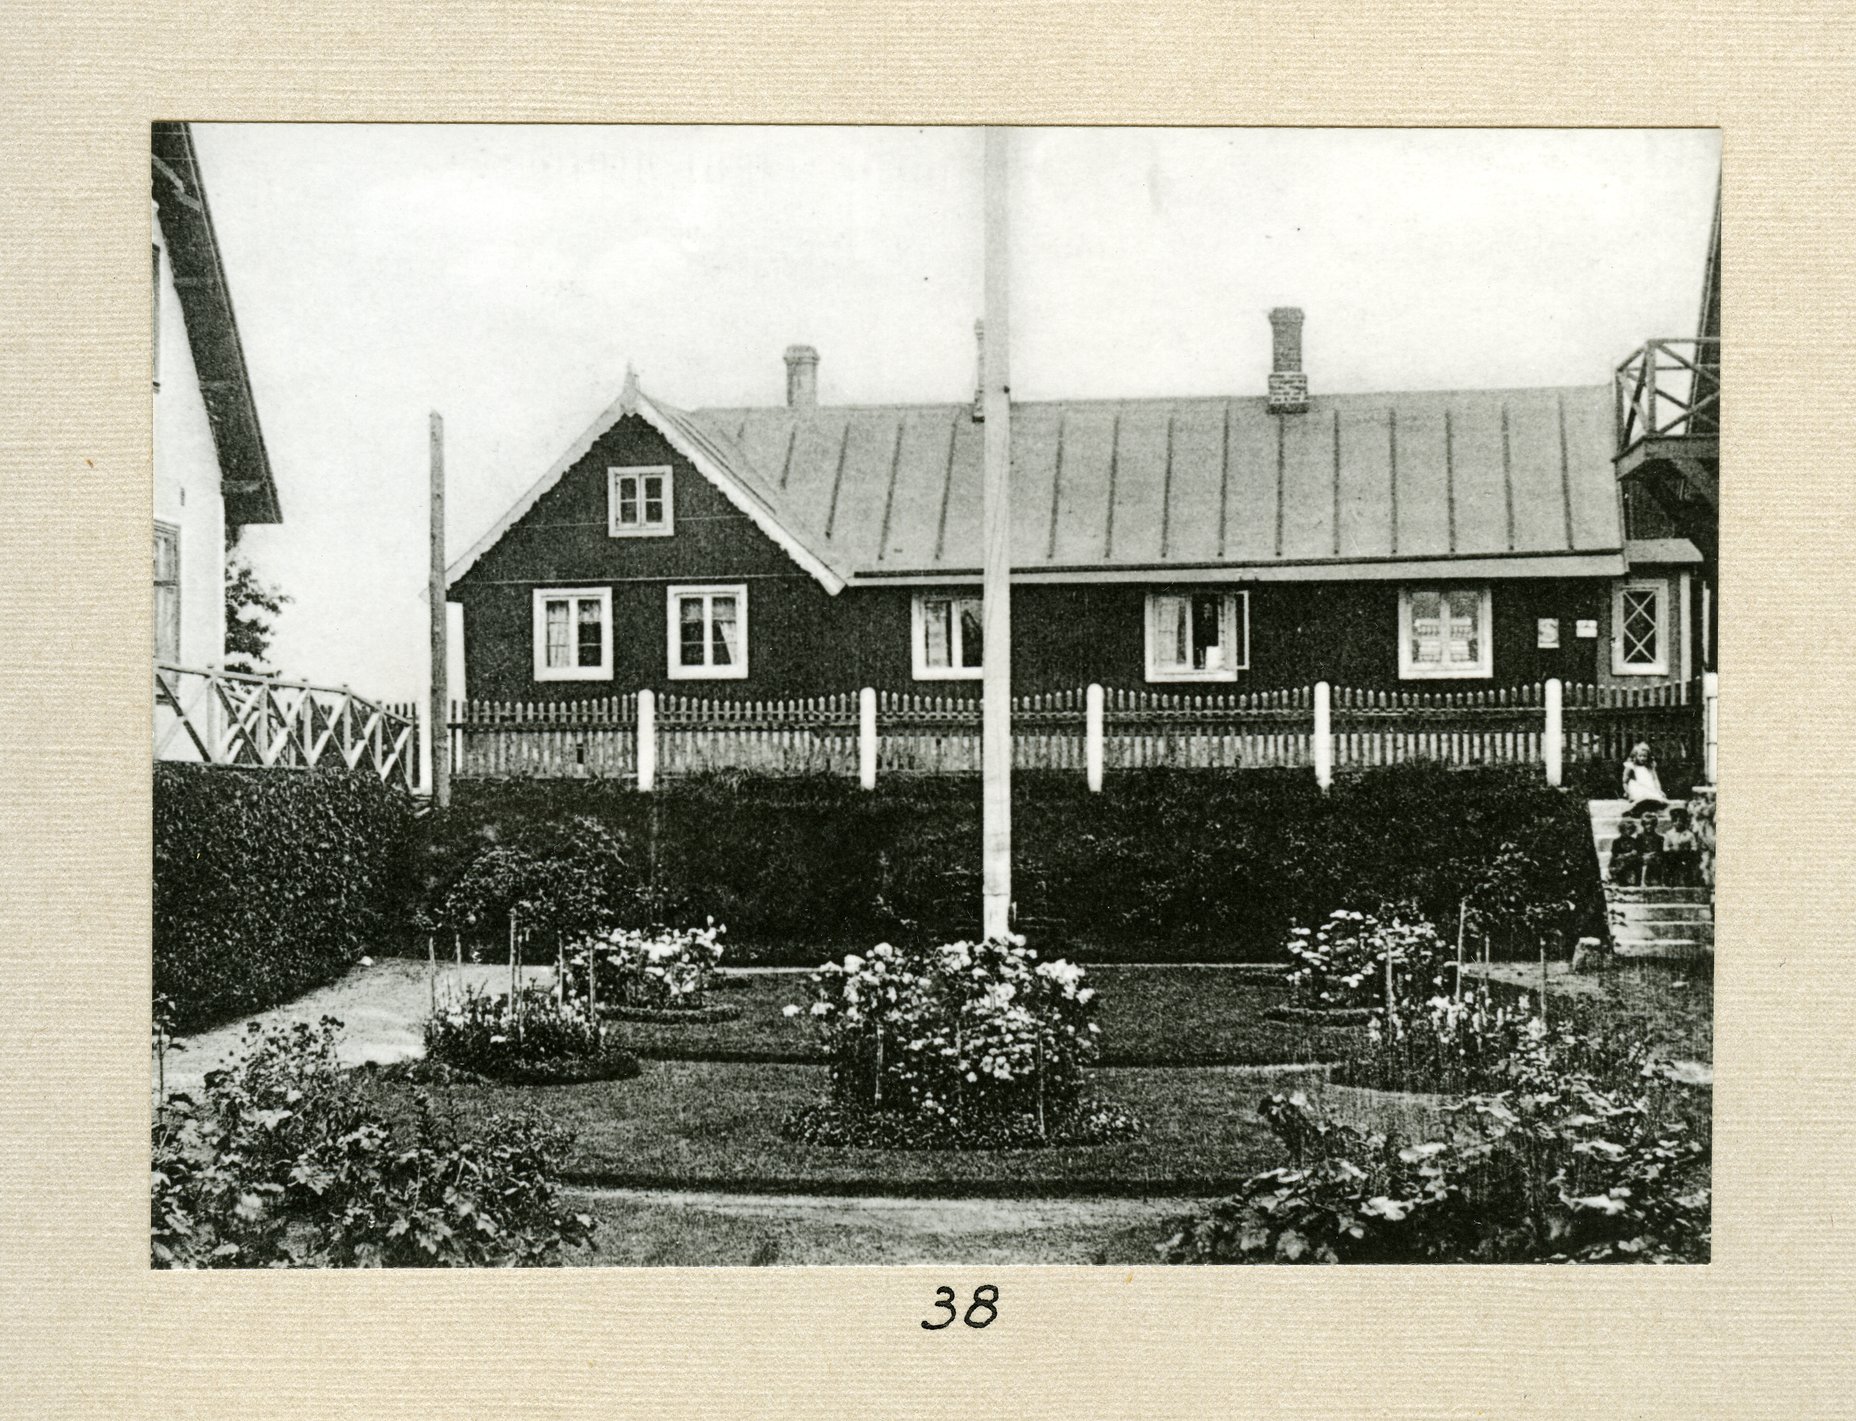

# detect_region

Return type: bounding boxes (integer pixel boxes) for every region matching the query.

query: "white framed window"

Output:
[608,464,673,537]
[532,588,612,681]
[1145,590,1249,682]
[668,584,748,680]
[154,521,180,662]
[912,593,984,680]
[1612,578,1669,676]
[1398,586,1492,680]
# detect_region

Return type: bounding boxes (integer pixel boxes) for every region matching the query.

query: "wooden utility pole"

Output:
[428,411,451,808]
[980,128,1013,940]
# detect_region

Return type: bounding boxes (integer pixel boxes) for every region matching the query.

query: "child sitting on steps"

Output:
[1609,817,1656,887]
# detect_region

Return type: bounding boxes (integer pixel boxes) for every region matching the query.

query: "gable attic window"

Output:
[668,584,748,680]
[1612,579,1669,676]
[609,465,673,537]
[1145,590,1249,682]
[912,593,984,680]
[1398,586,1492,680]
[532,588,612,681]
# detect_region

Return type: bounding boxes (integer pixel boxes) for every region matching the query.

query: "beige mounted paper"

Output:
[7,7,1854,1407]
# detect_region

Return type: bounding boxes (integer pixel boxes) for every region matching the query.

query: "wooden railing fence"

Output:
[441,676,1714,789]
[153,663,418,789]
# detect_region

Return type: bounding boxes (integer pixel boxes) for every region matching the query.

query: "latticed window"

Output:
[913,594,984,679]
[609,465,672,535]
[1399,586,1492,679]
[1613,580,1667,675]
[532,588,611,680]
[153,523,180,661]
[668,585,747,679]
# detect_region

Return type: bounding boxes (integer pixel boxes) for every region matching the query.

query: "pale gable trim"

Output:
[446,370,846,595]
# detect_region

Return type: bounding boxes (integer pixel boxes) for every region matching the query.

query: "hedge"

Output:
[416,766,1606,966]
[155,765,415,1030]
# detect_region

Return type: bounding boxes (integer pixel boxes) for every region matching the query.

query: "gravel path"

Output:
[162,960,557,1094]
[570,1184,1196,1235]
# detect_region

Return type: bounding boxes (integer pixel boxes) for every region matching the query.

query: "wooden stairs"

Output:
[1589,799,1713,960]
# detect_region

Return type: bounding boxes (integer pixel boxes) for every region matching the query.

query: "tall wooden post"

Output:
[980,127,1013,941]
[428,412,451,808]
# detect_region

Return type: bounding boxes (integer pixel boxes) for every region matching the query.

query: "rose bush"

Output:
[1283,905,1450,1011]
[566,922,726,1014]
[778,935,1139,1148]
[422,984,639,1085]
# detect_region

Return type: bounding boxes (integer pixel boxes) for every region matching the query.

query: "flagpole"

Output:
[428,411,451,809]
[980,128,1012,940]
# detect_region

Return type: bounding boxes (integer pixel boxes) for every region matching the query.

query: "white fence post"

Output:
[859,687,877,790]
[1703,670,1718,785]
[1085,683,1104,792]
[1544,677,1563,787]
[1313,681,1332,792]
[636,688,656,792]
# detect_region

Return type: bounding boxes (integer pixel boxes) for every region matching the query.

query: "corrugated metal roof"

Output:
[681,384,1622,581]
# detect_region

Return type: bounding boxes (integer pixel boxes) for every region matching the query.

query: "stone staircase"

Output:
[1588,799,1713,960]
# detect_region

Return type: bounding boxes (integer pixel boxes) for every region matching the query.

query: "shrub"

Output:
[565,923,726,1012]
[1158,1080,1710,1265]
[779,936,1138,1148]
[435,815,638,948]
[422,985,639,1085]
[1283,905,1450,1010]
[151,1017,595,1267]
[154,765,414,1030]
[416,765,1605,963]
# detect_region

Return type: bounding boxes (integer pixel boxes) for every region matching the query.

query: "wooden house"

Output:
[447,310,1708,703]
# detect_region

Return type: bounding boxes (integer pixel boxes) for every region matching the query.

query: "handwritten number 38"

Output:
[922,1284,999,1330]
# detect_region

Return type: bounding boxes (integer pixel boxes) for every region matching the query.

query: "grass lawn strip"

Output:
[621,964,1364,1067]
[364,1058,1338,1197]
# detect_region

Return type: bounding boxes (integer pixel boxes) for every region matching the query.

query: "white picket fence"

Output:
[440,674,1717,791]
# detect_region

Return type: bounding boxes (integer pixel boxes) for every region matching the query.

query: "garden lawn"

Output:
[362,1058,1332,1196]
[628,965,1361,1067]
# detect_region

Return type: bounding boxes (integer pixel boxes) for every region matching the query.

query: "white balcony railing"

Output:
[154,662,417,789]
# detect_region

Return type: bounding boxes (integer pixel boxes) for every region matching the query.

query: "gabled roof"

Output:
[151,122,281,526]
[452,375,1629,592]
[445,373,848,593]
[691,384,1625,582]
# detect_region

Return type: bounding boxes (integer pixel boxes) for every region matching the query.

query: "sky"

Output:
[189,125,1720,700]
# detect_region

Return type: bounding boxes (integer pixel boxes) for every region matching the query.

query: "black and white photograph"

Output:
[149,123,1719,1268]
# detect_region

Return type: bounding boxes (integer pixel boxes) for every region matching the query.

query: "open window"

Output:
[1145,590,1249,682]
[532,588,612,681]
[668,584,748,680]
[912,592,984,680]
[1398,586,1492,680]
[608,465,673,537]
[1613,579,1669,676]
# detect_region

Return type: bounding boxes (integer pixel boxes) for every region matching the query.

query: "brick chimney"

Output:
[1267,307,1309,414]
[784,344,819,410]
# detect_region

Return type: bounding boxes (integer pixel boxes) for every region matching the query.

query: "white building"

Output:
[151,120,281,670]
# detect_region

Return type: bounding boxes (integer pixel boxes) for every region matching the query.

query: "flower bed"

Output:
[423,984,640,1086]
[1284,906,1450,1011]
[567,923,727,1015]
[778,936,1141,1150]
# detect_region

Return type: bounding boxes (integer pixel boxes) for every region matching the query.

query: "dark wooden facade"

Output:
[452,415,1669,701]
